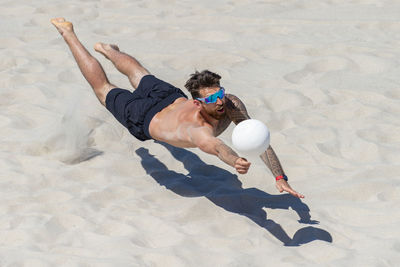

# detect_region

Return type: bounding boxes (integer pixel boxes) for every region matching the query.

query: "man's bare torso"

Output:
[148,96,233,147]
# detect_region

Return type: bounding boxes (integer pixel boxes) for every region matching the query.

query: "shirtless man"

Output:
[51,18,304,198]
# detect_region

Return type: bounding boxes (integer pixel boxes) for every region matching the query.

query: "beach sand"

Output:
[1,0,399,266]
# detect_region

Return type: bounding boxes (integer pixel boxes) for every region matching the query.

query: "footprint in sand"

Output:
[155,29,232,43]
[193,31,232,43]
[163,52,245,71]
[36,5,98,20]
[93,26,131,36]
[348,54,397,74]
[341,138,380,163]
[0,37,24,49]
[384,89,400,100]
[9,113,35,130]
[0,56,18,72]
[284,57,350,84]
[266,89,313,112]
[316,140,343,158]
[96,220,137,236]
[356,125,400,144]
[377,187,400,202]
[0,114,11,127]
[141,253,185,267]
[45,213,88,234]
[329,182,385,202]
[58,70,77,83]
[36,191,73,203]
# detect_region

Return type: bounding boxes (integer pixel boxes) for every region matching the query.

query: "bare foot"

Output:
[94,43,120,59]
[51,17,73,36]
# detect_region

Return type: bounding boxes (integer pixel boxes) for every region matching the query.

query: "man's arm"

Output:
[225,93,251,123]
[260,146,285,177]
[225,94,304,198]
[226,94,284,175]
[189,125,250,174]
[260,147,304,198]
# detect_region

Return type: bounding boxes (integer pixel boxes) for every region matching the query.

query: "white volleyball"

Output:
[232,119,270,156]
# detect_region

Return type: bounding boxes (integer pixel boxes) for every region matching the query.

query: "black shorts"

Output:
[105,75,188,141]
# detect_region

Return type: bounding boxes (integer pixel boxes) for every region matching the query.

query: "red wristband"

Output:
[275,175,288,181]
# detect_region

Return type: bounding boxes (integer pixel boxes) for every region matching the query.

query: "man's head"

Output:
[185,70,226,119]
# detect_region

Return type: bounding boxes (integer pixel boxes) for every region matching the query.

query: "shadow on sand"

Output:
[136,142,332,246]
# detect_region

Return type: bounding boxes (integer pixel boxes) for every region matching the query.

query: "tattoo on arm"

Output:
[225,94,250,124]
[215,140,239,167]
[192,127,239,167]
[260,146,285,177]
[225,95,285,177]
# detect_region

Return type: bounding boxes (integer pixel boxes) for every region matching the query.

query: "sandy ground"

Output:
[1,0,400,266]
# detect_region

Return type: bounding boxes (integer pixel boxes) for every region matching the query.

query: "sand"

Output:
[1,0,400,266]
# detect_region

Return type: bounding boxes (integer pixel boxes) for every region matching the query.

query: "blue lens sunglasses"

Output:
[196,87,225,104]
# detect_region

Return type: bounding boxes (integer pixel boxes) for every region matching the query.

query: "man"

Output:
[51,18,304,198]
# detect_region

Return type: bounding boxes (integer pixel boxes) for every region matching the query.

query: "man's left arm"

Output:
[225,94,304,198]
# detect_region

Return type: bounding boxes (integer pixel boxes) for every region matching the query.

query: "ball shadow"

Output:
[136,142,332,246]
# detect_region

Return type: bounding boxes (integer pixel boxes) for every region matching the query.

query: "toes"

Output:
[94,43,120,53]
[110,44,120,51]
[93,43,110,58]
[51,17,65,24]
[94,42,103,51]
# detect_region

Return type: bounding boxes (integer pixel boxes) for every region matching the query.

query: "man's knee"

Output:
[129,68,150,89]
[95,83,116,106]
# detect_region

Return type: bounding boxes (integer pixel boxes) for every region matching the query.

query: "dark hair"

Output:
[184,70,221,98]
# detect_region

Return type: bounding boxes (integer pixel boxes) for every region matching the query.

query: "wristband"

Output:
[275,175,288,181]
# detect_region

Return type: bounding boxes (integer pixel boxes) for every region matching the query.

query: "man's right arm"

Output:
[189,126,251,174]
[212,139,251,174]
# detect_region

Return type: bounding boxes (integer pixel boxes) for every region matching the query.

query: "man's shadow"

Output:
[136,142,332,246]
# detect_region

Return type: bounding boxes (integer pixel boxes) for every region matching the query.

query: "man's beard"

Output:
[209,107,225,120]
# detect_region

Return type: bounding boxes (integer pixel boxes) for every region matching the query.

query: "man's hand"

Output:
[234,157,251,174]
[276,179,304,198]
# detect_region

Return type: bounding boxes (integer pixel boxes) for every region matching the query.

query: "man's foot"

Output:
[51,17,73,36]
[94,43,120,59]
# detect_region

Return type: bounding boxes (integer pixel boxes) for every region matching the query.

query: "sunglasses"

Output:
[196,88,225,104]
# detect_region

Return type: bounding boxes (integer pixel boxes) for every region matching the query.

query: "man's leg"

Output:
[94,43,150,89]
[51,18,115,106]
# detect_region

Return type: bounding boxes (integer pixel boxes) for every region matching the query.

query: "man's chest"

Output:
[214,116,231,136]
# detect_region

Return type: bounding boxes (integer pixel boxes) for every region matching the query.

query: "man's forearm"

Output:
[260,146,285,177]
[215,142,240,167]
